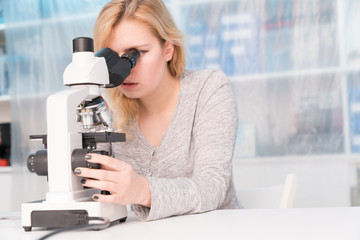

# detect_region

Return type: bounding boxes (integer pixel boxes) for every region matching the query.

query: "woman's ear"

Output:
[164,41,174,62]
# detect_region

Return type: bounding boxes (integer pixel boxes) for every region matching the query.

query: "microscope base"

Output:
[21,200,127,231]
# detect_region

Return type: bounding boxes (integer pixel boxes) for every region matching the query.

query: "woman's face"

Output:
[107,18,174,100]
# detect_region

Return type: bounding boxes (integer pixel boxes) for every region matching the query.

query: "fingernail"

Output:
[74,169,81,175]
[85,155,92,160]
[80,178,86,184]
[93,195,99,200]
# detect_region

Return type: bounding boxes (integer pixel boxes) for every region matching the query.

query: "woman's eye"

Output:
[123,49,148,57]
[139,50,148,55]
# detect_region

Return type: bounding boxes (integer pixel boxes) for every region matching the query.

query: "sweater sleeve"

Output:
[132,70,238,221]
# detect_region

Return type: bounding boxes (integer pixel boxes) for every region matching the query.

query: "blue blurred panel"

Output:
[220,13,261,75]
[182,1,261,76]
[39,0,109,18]
[348,73,360,153]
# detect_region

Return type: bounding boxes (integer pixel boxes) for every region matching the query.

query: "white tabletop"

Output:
[1,207,360,240]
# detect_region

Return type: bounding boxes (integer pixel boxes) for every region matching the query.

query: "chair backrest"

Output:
[236,174,298,209]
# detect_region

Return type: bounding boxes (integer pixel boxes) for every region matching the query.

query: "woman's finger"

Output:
[92,193,120,204]
[82,179,118,193]
[85,153,128,171]
[74,167,118,183]
[100,164,115,171]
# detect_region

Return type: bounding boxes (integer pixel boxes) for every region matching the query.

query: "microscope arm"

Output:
[46,86,98,202]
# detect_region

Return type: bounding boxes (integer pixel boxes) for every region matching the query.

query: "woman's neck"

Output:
[139,73,180,116]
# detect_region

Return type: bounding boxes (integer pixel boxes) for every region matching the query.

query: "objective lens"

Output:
[81,109,94,129]
[95,102,112,128]
[78,97,113,131]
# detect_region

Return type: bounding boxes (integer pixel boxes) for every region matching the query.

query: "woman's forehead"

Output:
[107,18,158,51]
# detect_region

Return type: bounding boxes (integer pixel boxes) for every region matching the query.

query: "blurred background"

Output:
[0,0,360,211]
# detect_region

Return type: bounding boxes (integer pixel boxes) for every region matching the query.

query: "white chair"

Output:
[236,174,298,209]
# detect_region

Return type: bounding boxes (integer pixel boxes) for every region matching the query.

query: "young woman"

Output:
[74,0,240,221]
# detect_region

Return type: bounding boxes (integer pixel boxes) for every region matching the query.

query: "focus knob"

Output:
[27,150,48,176]
[71,149,105,172]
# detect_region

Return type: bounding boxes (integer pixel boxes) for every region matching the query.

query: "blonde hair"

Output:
[94,0,186,130]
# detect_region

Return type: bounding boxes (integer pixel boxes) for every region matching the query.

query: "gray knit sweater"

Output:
[100,69,240,221]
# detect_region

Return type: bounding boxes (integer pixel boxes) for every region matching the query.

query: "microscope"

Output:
[21,37,139,231]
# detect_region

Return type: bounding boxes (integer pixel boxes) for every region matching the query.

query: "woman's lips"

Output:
[121,82,138,90]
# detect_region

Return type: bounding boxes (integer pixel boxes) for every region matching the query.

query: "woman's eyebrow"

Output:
[124,44,150,51]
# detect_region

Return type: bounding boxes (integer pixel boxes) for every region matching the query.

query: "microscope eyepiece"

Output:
[121,49,140,69]
[73,37,94,53]
[96,47,140,88]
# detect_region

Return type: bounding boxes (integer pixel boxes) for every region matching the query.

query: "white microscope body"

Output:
[22,37,139,231]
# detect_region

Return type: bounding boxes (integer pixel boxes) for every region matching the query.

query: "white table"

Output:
[1,207,360,240]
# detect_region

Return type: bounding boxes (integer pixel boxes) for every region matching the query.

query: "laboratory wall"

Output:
[0,0,359,210]
[167,0,360,208]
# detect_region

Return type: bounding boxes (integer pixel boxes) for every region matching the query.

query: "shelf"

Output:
[0,167,12,173]
[0,94,10,103]
[4,13,98,30]
[168,0,223,5]
[230,66,360,82]
[233,153,360,165]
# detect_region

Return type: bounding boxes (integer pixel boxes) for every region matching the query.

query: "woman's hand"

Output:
[74,153,151,207]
